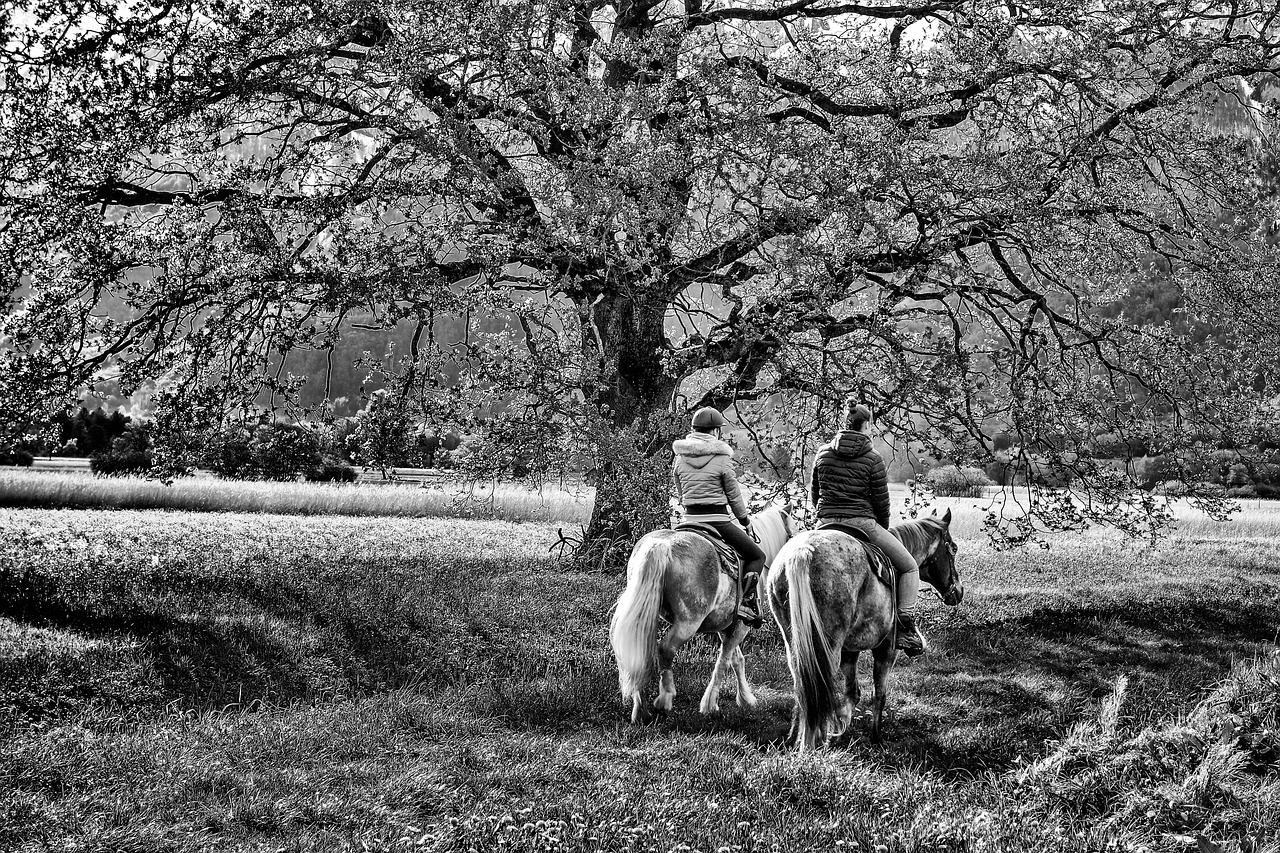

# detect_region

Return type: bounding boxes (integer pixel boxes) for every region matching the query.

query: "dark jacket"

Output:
[810,431,890,527]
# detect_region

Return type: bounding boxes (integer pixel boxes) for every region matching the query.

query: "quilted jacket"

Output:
[671,433,750,521]
[810,430,890,527]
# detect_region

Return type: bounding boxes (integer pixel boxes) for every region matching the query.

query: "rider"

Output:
[672,407,766,627]
[810,399,927,657]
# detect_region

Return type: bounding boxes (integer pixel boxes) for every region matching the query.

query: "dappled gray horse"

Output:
[767,509,963,750]
[610,506,792,723]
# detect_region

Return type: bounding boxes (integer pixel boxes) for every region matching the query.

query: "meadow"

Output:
[0,468,592,524]
[0,491,1277,852]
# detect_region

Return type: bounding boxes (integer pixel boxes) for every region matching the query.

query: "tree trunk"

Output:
[579,291,681,569]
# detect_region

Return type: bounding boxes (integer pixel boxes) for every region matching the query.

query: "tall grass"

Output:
[0,469,591,524]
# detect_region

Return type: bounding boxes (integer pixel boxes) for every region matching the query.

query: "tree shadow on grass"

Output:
[0,553,584,720]
[844,582,1280,773]
[617,579,1280,772]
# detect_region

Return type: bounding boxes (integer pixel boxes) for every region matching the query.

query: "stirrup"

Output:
[736,604,763,629]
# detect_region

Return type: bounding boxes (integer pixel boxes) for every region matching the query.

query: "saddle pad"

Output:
[816,522,895,588]
[673,522,741,578]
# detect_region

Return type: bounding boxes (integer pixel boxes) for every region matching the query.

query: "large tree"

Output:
[4,0,1280,555]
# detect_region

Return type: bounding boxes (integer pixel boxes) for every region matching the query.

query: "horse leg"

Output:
[699,631,733,715]
[842,649,861,706]
[654,619,700,715]
[770,585,801,745]
[827,640,855,745]
[700,622,755,714]
[870,640,894,744]
[730,642,759,709]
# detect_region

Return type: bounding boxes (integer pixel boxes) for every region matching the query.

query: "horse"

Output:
[765,509,963,750]
[610,506,794,723]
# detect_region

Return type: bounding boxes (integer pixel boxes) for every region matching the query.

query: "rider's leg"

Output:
[710,522,766,625]
[844,519,927,655]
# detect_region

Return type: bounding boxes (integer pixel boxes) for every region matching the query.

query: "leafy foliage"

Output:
[3,1,1280,550]
[0,448,33,467]
[88,424,153,477]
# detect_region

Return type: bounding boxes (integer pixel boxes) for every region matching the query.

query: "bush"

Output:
[1255,484,1280,500]
[1190,481,1227,498]
[1151,480,1187,497]
[926,465,993,498]
[1091,433,1127,458]
[1138,455,1181,490]
[1228,462,1252,488]
[1253,462,1280,486]
[202,427,257,479]
[0,447,34,467]
[305,458,357,482]
[984,458,1017,486]
[250,422,322,481]
[1227,485,1258,498]
[89,425,153,477]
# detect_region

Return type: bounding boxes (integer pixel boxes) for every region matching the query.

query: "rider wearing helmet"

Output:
[810,399,927,656]
[672,407,766,627]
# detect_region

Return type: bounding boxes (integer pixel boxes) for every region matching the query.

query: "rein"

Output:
[917,542,960,602]
[897,520,960,602]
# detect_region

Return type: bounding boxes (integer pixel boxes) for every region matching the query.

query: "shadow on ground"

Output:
[642,578,1280,773]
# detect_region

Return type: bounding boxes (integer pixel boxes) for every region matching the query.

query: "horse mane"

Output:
[891,516,946,559]
[751,505,791,567]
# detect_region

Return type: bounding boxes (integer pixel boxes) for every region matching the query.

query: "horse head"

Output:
[919,508,963,606]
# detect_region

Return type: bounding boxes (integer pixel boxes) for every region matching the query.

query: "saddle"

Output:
[815,521,897,592]
[673,521,741,578]
[673,522,752,614]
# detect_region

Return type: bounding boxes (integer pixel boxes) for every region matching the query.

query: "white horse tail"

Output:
[787,545,837,750]
[610,535,670,704]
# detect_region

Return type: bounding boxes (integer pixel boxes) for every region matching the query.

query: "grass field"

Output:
[0,468,592,524]
[1,494,1278,852]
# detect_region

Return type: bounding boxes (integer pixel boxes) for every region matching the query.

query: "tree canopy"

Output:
[4,0,1280,552]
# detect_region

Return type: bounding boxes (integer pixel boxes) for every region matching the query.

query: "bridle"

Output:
[918,537,962,605]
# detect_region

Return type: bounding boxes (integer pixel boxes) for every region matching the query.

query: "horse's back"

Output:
[769,529,894,650]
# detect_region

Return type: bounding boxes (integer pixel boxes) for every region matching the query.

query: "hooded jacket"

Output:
[810,430,890,527]
[671,432,750,521]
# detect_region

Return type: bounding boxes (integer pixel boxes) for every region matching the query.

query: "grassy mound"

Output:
[1020,655,1280,852]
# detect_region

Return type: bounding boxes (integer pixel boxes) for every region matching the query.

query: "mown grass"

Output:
[1,501,1278,852]
[0,468,592,524]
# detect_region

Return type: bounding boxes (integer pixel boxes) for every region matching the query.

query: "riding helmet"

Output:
[691,407,728,431]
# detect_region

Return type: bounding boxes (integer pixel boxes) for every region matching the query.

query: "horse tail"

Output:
[786,543,838,750]
[610,535,670,703]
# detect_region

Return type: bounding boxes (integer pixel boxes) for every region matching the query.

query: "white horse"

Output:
[609,506,793,723]
[766,510,964,749]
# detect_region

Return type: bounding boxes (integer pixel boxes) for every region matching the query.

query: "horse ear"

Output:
[942,508,952,524]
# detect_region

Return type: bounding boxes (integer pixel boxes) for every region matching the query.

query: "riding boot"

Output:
[896,610,928,657]
[736,571,763,628]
